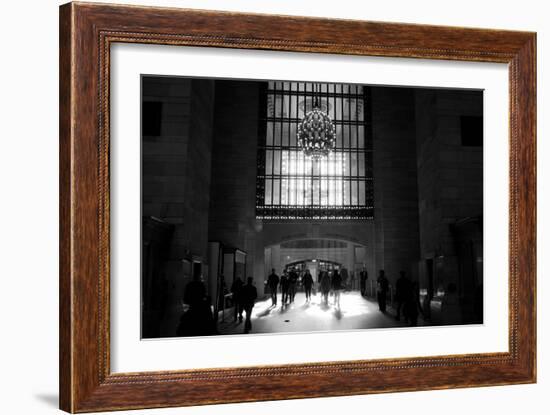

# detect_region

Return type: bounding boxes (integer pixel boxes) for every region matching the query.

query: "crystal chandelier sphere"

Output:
[297,106,336,160]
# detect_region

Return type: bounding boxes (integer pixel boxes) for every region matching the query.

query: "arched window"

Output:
[256,81,373,220]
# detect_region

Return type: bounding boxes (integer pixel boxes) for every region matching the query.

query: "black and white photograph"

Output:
[141,77,484,338]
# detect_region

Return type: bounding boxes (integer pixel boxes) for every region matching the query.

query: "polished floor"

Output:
[217,290,416,335]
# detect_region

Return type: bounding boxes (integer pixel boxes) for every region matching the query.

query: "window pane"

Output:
[350,125,357,148]
[289,122,297,147]
[273,179,280,205]
[281,178,288,205]
[359,181,366,205]
[273,151,281,174]
[357,97,364,122]
[265,180,272,205]
[351,152,357,176]
[266,150,273,175]
[273,122,281,146]
[358,125,364,148]
[351,180,358,205]
[343,181,350,205]
[313,179,320,205]
[267,95,275,118]
[358,152,365,176]
[343,124,349,148]
[289,93,297,122]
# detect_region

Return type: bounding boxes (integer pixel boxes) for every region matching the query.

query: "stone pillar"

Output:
[371,86,420,287]
[208,79,262,284]
[414,89,483,297]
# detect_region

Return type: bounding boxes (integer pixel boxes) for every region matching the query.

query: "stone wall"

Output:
[141,76,216,336]
[207,80,262,288]
[142,76,215,283]
[415,89,483,296]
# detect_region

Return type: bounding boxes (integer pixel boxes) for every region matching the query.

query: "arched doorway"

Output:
[284,259,342,287]
[284,258,342,273]
[264,238,367,290]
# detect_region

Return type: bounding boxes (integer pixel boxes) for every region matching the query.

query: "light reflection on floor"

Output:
[217,290,408,335]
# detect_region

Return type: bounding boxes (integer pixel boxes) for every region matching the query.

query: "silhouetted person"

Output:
[184,274,206,308]
[178,275,216,336]
[377,270,389,312]
[405,281,423,326]
[395,271,412,322]
[280,271,290,305]
[241,277,257,334]
[303,269,314,301]
[320,271,331,305]
[288,269,298,302]
[331,270,343,308]
[360,268,368,296]
[267,269,279,306]
[340,267,349,291]
[231,277,244,323]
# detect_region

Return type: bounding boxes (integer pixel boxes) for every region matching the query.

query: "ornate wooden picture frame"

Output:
[59,2,536,412]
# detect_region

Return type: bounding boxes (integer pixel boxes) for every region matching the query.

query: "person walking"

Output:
[267,269,279,306]
[302,269,314,302]
[340,267,349,291]
[320,271,331,305]
[280,271,290,305]
[183,273,206,309]
[360,268,368,296]
[288,268,298,303]
[241,277,258,334]
[178,274,216,336]
[376,270,389,312]
[331,269,343,309]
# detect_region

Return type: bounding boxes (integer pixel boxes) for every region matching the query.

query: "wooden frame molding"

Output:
[59,2,536,412]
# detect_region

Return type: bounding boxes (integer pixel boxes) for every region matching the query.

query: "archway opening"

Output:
[264,238,367,292]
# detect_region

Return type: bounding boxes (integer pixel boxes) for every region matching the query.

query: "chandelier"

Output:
[297,84,336,161]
